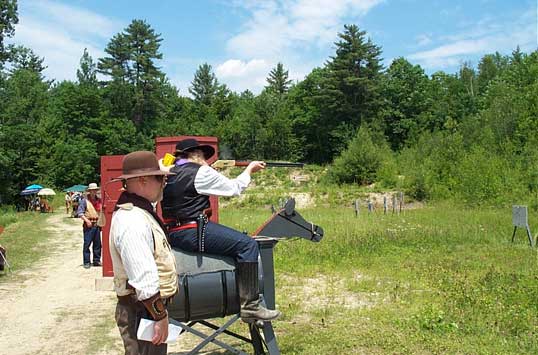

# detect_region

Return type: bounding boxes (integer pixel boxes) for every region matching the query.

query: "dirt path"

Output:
[0,212,119,354]
[0,212,231,355]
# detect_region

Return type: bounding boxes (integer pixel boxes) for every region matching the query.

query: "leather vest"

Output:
[110,203,178,298]
[162,162,210,221]
[84,197,101,223]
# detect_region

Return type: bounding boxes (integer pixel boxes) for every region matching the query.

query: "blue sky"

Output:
[9,0,538,94]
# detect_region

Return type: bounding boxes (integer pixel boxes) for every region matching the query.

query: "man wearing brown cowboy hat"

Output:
[77,182,102,269]
[109,151,177,355]
[161,138,281,323]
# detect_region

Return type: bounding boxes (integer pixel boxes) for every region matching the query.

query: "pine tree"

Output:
[98,19,165,126]
[324,24,383,128]
[0,0,18,65]
[303,24,384,162]
[8,45,46,76]
[265,62,292,95]
[98,32,131,83]
[126,19,164,87]
[77,48,97,86]
[189,63,219,105]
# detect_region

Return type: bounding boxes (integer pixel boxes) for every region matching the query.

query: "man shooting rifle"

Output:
[160,138,281,323]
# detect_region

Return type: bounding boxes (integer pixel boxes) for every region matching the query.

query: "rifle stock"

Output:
[212,160,304,169]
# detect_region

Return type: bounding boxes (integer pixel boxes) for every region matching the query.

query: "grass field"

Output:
[0,210,54,277]
[2,197,537,354]
[222,203,538,354]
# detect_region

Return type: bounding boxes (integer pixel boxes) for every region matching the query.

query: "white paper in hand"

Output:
[137,318,182,344]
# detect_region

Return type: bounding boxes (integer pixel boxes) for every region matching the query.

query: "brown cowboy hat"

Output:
[174,138,215,160]
[113,151,175,181]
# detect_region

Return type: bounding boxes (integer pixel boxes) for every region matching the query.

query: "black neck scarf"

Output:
[114,191,168,237]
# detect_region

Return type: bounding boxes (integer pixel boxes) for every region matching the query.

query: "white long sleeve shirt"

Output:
[193,165,251,196]
[110,208,159,301]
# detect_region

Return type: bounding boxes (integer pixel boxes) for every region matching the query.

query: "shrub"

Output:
[328,126,392,184]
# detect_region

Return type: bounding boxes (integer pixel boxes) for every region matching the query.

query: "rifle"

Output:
[211,160,304,169]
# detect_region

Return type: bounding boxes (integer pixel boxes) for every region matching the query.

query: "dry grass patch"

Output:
[278,273,378,314]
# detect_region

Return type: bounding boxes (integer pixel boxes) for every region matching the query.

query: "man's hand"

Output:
[82,217,93,228]
[246,161,266,174]
[151,315,169,345]
[158,158,172,173]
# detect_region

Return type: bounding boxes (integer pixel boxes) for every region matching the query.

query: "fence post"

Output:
[354,199,360,217]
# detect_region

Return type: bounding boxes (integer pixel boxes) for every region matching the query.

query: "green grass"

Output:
[0,211,55,278]
[221,203,538,354]
[0,206,18,228]
[3,171,537,353]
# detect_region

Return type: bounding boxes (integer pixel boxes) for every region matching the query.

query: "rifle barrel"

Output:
[231,160,304,168]
[265,161,304,168]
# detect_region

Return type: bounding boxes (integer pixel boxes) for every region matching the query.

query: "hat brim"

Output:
[174,145,215,160]
[111,169,175,182]
[87,187,100,190]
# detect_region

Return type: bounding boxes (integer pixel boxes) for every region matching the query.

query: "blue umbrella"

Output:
[20,189,40,196]
[24,184,43,190]
[20,184,43,196]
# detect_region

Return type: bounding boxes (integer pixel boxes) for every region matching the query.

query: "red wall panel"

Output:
[100,155,124,277]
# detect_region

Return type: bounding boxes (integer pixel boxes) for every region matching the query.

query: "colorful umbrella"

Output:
[63,184,88,192]
[37,188,56,196]
[20,184,43,196]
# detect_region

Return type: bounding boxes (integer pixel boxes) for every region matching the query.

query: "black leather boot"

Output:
[236,262,281,322]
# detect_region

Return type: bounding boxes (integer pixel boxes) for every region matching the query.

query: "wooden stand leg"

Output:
[526,226,534,247]
[512,226,517,243]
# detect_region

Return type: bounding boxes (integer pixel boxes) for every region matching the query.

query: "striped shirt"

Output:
[110,208,159,301]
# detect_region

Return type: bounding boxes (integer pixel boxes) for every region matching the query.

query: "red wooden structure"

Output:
[100,136,219,277]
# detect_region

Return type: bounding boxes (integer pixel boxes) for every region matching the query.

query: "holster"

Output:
[196,213,208,252]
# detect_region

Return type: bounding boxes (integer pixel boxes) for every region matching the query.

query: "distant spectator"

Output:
[77,183,102,269]
[71,193,81,217]
[65,192,71,214]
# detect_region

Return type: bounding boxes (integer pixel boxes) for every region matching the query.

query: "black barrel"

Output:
[169,270,240,322]
[168,249,244,322]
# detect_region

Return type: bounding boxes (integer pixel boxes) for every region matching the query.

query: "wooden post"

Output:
[354,199,360,217]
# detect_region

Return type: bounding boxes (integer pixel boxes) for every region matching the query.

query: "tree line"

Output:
[1,0,537,206]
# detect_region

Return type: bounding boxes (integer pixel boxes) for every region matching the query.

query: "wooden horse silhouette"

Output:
[167,198,324,355]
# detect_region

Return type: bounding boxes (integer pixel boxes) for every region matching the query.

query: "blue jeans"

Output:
[83,226,101,264]
[169,221,259,263]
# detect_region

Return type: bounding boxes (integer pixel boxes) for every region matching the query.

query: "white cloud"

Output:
[9,0,123,82]
[221,0,383,92]
[416,34,432,47]
[408,7,537,70]
[25,0,120,38]
[215,59,272,92]
[227,0,383,58]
